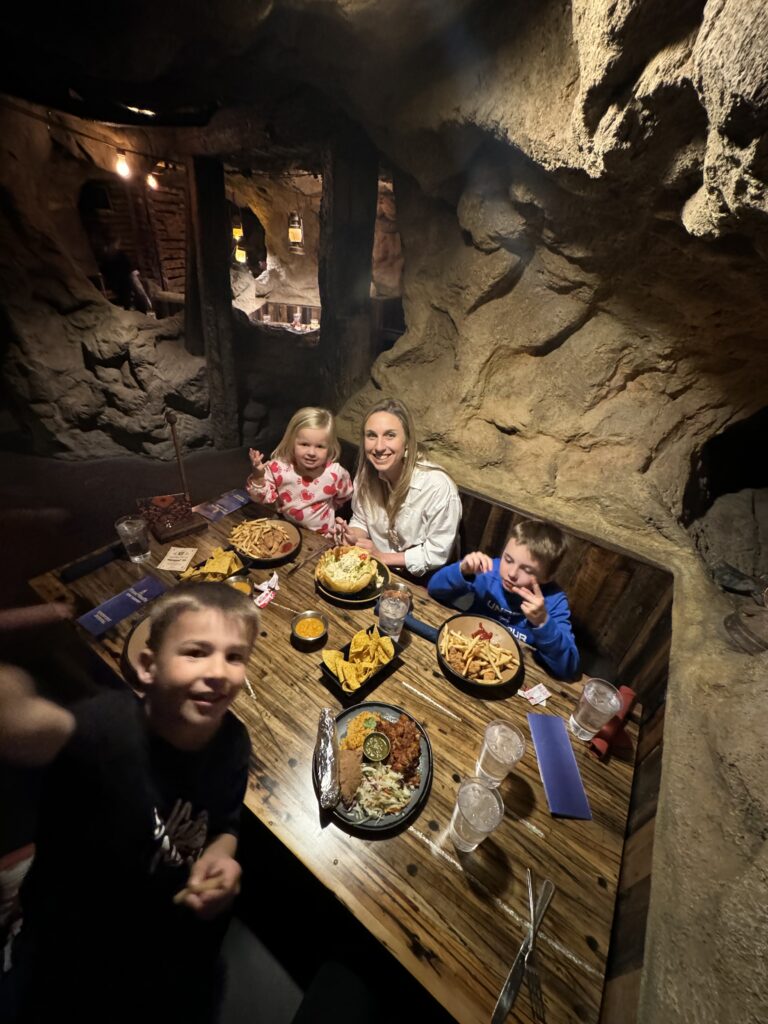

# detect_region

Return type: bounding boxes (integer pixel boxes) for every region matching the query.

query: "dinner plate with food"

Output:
[315,702,432,832]
[314,545,390,605]
[229,517,301,565]
[436,614,524,695]
[320,625,402,702]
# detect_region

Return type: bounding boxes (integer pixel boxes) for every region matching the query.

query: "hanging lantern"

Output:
[146,172,159,190]
[232,224,243,240]
[115,150,131,179]
[288,212,304,255]
[234,245,247,264]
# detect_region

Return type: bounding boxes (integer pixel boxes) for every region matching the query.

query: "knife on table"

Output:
[491,878,555,1024]
[285,542,332,577]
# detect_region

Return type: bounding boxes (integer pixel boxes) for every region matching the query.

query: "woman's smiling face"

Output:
[363,411,407,480]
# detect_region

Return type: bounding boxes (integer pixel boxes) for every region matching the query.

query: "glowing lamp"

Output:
[288,212,304,254]
[234,245,247,264]
[115,150,131,178]
[232,224,243,240]
[146,173,159,190]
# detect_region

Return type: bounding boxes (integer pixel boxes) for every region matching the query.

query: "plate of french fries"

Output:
[229,517,301,564]
[436,614,523,692]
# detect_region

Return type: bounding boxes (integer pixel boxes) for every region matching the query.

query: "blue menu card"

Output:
[528,713,592,820]
[77,576,167,637]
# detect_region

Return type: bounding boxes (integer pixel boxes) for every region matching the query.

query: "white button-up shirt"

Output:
[349,464,462,576]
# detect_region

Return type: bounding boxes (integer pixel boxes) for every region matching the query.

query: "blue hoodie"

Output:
[427,558,580,680]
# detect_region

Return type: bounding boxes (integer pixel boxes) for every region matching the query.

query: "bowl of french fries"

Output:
[229,517,301,565]
[436,614,523,694]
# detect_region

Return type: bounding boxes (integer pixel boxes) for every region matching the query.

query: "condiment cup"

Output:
[291,610,329,651]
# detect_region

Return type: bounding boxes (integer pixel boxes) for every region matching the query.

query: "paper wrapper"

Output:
[589,685,636,761]
[315,708,340,809]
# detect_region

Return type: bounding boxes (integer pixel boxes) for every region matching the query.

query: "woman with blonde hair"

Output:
[337,398,461,576]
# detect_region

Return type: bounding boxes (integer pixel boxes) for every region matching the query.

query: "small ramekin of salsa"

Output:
[291,610,329,650]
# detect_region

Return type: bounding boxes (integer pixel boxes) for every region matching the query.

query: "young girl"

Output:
[246,407,353,535]
[0,583,258,1024]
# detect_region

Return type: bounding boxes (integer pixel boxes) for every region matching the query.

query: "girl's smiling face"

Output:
[364,412,407,481]
[499,540,545,592]
[293,426,330,478]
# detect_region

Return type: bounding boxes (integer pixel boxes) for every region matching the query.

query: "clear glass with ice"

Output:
[569,678,621,741]
[475,720,526,787]
[115,515,151,564]
[449,776,505,852]
[377,582,411,641]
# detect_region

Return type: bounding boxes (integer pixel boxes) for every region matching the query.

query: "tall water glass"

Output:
[569,678,621,741]
[377,582,411,641]
[475,721,526,787]
[449,777,505,853]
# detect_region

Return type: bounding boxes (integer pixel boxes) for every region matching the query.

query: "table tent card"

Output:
[77,576,167,637]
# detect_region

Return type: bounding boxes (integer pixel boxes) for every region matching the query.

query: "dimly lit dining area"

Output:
[1,4,767,1024]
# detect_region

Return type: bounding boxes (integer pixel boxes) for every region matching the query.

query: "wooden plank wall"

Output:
[457,487,670,1024]
[147,176,187,294]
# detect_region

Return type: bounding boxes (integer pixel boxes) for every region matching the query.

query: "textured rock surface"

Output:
[0,107,211,458]
[1,2,768,1021]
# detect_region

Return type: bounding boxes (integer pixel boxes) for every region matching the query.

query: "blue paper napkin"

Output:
[403,613,439,643]
[77,576,167,637]
[528,713,592,820]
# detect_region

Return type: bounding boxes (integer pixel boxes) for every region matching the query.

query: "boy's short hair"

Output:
[505,519,568,579]
[146,582,260,652]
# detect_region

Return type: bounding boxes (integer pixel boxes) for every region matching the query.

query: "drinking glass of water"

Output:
[377,582,411,641]
[115,515,151,564]
[569,679,621,741]
[475,721,526,787]
[449,777,505,853]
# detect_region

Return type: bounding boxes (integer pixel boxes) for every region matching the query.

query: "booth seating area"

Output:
[456,486,672,1024]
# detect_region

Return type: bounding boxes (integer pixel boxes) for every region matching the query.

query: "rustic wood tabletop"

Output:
[30,506,639,1024]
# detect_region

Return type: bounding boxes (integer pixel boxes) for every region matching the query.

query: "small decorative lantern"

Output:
[288,212,305,255]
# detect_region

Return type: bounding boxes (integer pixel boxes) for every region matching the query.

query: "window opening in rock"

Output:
[684,406,768,584]
[228,170,322,342]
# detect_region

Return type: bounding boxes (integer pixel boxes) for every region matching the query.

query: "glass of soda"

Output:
[449,777,505,853]
[475,721,526,787]
[569,679,621,741]
[115,515,151,564]
[377,582,411,641]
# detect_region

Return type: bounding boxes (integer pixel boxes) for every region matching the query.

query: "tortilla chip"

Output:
[349,630,371,658]
[322,650,343,675]
[377,636,395,660]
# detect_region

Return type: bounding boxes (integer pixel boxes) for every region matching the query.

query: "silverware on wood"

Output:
[526,869,547,1023]
[491,875,555,1024]
[285,542,332,577]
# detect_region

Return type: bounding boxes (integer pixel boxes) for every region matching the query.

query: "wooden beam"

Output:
[186,156,238,447]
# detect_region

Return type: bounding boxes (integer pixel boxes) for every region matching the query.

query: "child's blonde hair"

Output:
[272,407,340,465]
[505,520,568,580]
[146,582,260,653]
[354,397,427,529]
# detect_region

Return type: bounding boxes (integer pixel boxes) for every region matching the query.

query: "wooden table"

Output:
[30,508,638,1024]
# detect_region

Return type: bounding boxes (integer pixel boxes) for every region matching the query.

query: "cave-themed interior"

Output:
[1,3,767,1023]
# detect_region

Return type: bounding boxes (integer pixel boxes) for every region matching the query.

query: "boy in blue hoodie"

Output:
[428,519,579,680]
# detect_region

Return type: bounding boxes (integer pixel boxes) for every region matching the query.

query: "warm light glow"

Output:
[232,225,243,240]
[234,245,247,264]
[146,173,159,190]
[125,105,157,117]
[115,151,131,178]
[288,212,304,254]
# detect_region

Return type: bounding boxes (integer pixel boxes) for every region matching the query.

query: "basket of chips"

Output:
[320,626,402,703]
[179,547,244,582]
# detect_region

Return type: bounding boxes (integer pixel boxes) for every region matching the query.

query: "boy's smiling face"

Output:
[499,539,546,593]
[138,609,250,740]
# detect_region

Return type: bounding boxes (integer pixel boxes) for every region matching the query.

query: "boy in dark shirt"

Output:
[428,519,580,680]
[0,582,258,1023]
